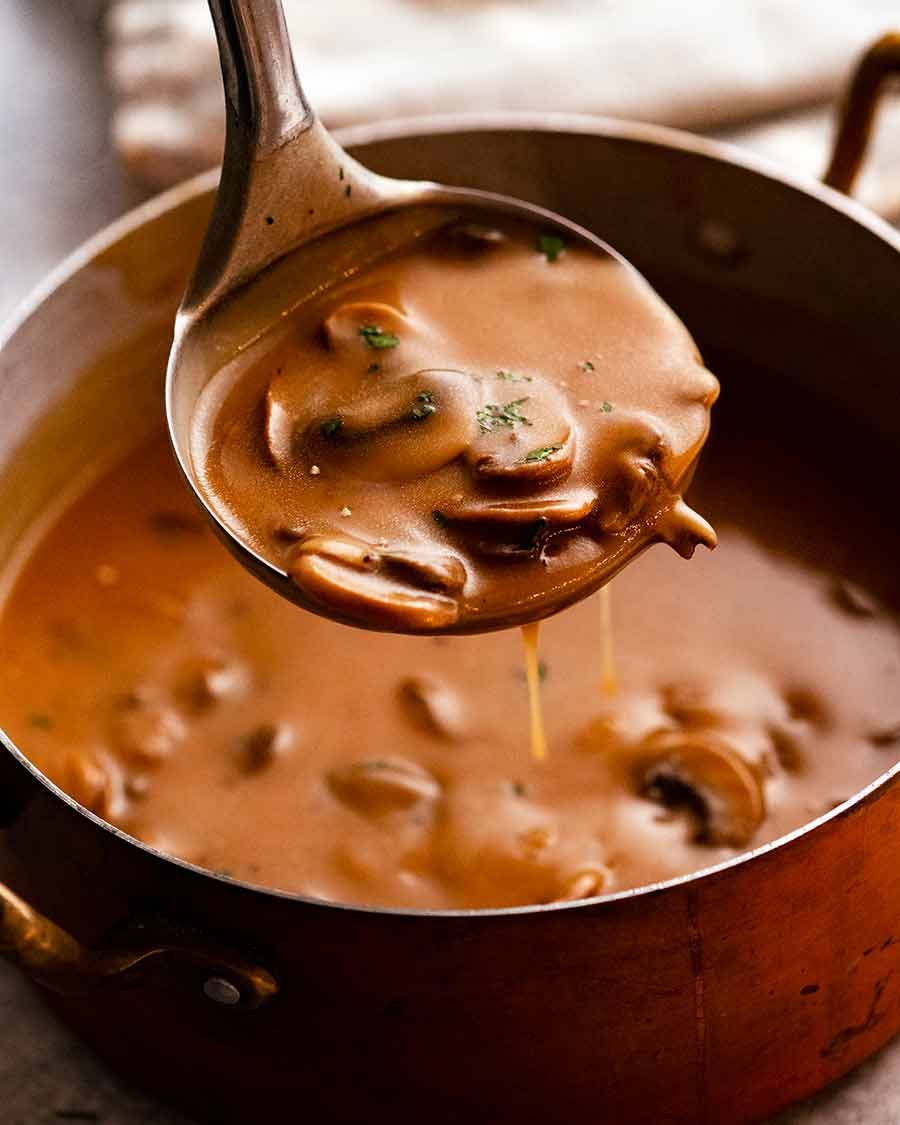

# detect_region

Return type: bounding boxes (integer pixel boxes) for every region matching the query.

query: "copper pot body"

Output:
[0,108,899,1125]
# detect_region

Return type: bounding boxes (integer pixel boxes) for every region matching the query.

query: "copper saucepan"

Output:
[0,35,898,1125]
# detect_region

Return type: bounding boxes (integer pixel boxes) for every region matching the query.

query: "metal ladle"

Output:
[165,0,650,628]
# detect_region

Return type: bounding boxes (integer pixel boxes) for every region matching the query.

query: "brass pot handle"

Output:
[0,880,277,1009]
[824,31,900,195]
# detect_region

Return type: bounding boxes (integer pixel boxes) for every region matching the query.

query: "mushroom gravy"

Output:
[192,215,719,634]
[1,373,898,910]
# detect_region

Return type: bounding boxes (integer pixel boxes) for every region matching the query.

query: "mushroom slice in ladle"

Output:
[321,301,407,355]
[439,488,598,528]
[309,368,480,482]
[288,533,467,631]
[465,378,575,484]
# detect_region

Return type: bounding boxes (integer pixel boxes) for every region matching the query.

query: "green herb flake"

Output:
[476,398,532,433]
[537,232,566,262]
[511,781,526,797]
[515,659,549,685]
[28,712,54,730]
[578,359,595,372]
[319,417,344,439]
[367,362,381,374]
[601,400,614,413]
[496,369,532,383]
[520,443,563,464]
[409,390,437,421]
[359,324,399,350]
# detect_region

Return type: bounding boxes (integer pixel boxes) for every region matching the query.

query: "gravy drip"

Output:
[194,215,719,634]
[1,378,899,910]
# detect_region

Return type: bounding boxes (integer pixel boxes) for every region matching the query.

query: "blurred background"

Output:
[0,2,899,1121]
[2,0,899,326]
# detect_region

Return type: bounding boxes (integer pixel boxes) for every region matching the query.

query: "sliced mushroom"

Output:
[288,533,466,631]
[766,721,805,774]
[464,378,574,483]
[438,221,508,254]
[635,729,764,848]
[64,750,126,820]
[149,509,205,538]
[321,301,407,354]
[308,368,480,482]
[241,721,295,772]
[868,721,900,748]
[178,656,251,711]
[263,383,297,471]
[830,578,879,617]
[439,488,597,527]
[109,694,186,766]
[398,675,467,740]
[328,758,441,817]
[554,863,612,902]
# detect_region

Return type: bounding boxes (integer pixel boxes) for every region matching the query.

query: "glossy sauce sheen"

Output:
[2,379,899,910]
[194,217,719,633]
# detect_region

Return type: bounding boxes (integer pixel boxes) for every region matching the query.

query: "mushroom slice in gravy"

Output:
[635,729,765,849]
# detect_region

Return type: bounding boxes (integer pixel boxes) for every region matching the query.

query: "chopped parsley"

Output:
[496,369,532,383]
[578,359,595,372]
[359,324,399,350]
[511,780,527,797]
[516,660,549,684]
[319,417,344,439]
[367,362,381,374]
[27,712,54,730]
[601,400,614,413]
[537,232,566,262]
[520,443,563,463]
[476,398,532,433]
[409,390,437,421]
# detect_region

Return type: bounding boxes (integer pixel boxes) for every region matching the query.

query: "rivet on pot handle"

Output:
[0,880,278,1009]
[824,31,900,195]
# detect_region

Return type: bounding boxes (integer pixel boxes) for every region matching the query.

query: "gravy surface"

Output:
[2,375,899,910]
[194,215,718,633]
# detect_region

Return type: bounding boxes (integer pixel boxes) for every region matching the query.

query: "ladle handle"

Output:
[824,31,900,196]
[209,0,311,155]
[185,0,401,314]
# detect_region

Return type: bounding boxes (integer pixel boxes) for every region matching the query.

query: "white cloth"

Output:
[106,0,900,199]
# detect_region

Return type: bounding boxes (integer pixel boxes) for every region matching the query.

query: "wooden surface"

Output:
[1,5,900,1123]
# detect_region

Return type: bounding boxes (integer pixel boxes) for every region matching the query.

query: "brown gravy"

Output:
[193,215,718,633]
[1,372,898,910]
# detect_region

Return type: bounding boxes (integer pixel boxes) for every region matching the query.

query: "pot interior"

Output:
[0,121,897,908]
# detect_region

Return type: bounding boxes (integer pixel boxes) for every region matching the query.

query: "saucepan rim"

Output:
[1,112,898,921]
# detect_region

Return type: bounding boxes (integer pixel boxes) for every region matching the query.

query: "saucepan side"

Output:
[0,36,899,1125]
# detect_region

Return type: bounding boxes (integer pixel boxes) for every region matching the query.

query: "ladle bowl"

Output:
[166,0,708,634]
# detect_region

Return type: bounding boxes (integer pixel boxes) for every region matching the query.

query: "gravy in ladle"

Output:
[192,214,719,634]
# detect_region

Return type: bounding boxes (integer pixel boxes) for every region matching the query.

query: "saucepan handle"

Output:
[0,879,277,1009]
[824,31,900,195]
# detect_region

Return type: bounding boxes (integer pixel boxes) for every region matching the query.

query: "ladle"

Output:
[166,0,710,633]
